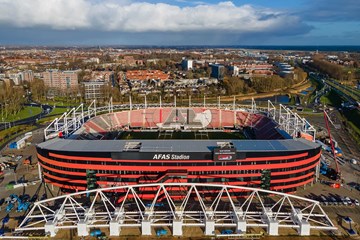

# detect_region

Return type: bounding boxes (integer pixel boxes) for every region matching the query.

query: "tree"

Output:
[309,58,345,81]
[251,75,287,93]
[260,169,271,196]
[0,84,25,118]
[30,79,47,102]
[294,67,307,84]
[223,76,246,95]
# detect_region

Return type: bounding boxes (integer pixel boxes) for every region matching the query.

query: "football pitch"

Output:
[117,130,247,140]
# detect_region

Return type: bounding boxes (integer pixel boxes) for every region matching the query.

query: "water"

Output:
[300,87,315,95]
[300,91,309,95]
[240,95,290,104]
[119,45,360,52]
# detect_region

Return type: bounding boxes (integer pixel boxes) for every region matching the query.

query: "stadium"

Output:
[37,99,321,196]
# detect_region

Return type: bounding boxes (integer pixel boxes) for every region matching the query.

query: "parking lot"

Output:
[0,128,60,237]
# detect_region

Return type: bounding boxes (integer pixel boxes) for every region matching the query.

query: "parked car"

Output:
[0,198,4,206]
[340,197,348,205]
[354,199,359,206]
[330,197,338,205]
[345,197,352,205]
[320,195,328,205]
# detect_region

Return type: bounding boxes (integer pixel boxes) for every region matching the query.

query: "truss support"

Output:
[205,219,215,236]
[173,219,183,236]
[44,220,58,237]
[78,220,89,236]
[233,208,246,233]
[262,208,279,236]
[109,97,113,113]
[110,220,121,236]
[142,220,152,235]
[267,100,276,121]
[251,98,257,113]
[43,99,317,141]
[88,99,96,117]
[17,183,336,238]
[291,209,310,236]
[235,218,247,233]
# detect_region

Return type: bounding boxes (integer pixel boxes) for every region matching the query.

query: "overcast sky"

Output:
[0,0,359,45]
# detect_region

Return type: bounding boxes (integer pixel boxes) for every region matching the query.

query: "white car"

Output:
[345,197,352,205]
[340,197,348,205]
[354,199,360,206]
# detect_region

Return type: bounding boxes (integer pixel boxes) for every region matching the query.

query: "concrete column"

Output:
[291,208,310,236]
[77,220,89,236]
[109,220,121,236]
[204,219,215,236]
[299,220,310,236]
[141,219,152,235]
[44,221,57,237]
[235,218,247,233]
[172,219,183,236]
[267,220,279,236]
[262,207,278,236]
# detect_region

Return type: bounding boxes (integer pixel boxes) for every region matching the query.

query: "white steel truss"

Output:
[277,104,316,141]
[44,100,96,140]
[15,183,336,238]
[267,100,276,121]
[44,98,316,141]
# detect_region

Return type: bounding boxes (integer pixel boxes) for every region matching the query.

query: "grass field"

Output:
[50,107,70,115]
[320,90,344,107]
[342,109,360,145]
[118,130,246,140]
[2,106,42,122]
[44,99,79,107]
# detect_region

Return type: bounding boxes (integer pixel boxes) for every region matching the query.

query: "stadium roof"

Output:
[38,138,319,153]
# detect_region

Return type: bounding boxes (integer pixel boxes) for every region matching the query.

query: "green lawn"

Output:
[343,109,360,133]
[341,109,360,146]
[320,90,344,107]
[45,100,78,107]
[50,107,70,115]
[2,106,42,122]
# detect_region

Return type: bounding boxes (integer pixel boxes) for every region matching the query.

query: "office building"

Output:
[210,64,225,80]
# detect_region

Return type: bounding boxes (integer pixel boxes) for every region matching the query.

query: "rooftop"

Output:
[38,138,319,153]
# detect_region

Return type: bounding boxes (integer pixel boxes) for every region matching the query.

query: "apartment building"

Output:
[43,69,80,90]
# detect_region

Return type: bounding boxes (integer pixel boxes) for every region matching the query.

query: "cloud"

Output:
[302,0,360,22]
[0,0,310,35]
[174,0,207,5]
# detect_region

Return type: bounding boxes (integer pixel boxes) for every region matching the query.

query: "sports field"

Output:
[117,130,247,140]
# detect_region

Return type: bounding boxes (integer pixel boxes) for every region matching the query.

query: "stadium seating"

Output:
[236,111,248,126]
[76,107,282,140]
[83,117,107,133]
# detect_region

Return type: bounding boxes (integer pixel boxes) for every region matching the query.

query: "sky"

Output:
[0,0,359,46]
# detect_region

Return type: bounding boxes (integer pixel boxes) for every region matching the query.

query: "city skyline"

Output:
[0,0,359,45]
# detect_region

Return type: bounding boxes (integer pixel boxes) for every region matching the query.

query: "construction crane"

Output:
[323,110,341,183]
